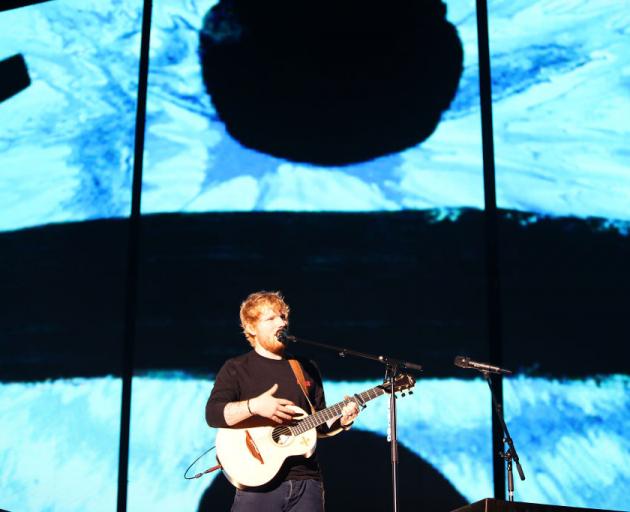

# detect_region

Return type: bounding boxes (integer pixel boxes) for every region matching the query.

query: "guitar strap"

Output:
[288,358,347,437]
[288,359,316,414]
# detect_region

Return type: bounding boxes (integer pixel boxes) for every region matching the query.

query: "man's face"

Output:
[247,305,288,353]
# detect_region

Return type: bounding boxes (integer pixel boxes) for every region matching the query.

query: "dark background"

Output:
[2,210,628,383]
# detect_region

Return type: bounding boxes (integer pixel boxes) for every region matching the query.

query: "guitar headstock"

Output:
[383,373,416,394]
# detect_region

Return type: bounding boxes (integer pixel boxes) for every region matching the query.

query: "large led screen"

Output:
[489,1,630,509]
[0,0,140,511]
[1,0,628,511]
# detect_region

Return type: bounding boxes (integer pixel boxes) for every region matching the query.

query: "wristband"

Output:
[247,399,253,415]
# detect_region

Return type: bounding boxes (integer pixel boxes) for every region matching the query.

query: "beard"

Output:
[259,334,285,354]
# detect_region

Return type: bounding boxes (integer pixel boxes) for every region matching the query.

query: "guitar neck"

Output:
[291,384,387,435]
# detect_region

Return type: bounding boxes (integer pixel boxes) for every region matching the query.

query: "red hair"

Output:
[239,291,290,346]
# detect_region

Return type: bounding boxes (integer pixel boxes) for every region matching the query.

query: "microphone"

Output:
[454,355,512,375]
[276,328,296,344]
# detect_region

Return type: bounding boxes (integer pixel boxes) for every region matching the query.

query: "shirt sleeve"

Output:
[205,361,240,428]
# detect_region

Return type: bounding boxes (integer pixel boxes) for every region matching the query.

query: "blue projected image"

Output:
[0,0,479,230]
[0,0,142,233]
[2,0,627,234]
[1,375,628,511]
[489,0,630,222]
[108,0,487,216]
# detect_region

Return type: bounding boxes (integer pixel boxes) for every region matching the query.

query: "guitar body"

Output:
[216,405,317,489]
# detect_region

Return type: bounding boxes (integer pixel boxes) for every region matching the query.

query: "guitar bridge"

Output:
[245,430,264,464]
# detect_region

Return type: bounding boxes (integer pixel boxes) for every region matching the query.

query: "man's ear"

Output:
[244,322,256,338]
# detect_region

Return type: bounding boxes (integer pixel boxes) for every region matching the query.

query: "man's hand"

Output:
[340,397,360,427]
[250,384,295,423]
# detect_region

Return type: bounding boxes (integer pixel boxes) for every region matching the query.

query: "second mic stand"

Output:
[483,371,525,501]
[284,333,422,512]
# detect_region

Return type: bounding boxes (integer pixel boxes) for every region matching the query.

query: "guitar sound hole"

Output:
[271,426,293,446]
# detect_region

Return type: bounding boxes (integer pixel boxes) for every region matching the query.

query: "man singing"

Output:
[206,291,360,511]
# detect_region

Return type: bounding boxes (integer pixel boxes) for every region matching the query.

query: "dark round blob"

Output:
[199,0,463,166]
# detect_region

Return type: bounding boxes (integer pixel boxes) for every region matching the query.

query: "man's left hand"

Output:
[340,397,360,427]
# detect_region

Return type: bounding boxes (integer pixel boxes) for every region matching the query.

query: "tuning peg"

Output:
[401,392,406,397]
[409,390,413,395]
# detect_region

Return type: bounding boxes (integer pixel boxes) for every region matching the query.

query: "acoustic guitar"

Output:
[215,373,415,489]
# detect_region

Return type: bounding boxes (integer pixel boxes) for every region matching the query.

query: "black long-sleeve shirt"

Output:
[206,350,337,481]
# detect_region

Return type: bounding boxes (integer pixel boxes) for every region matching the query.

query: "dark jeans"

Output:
[231,479,325,512]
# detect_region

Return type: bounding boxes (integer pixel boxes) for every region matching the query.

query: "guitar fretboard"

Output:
[289,384,387,436]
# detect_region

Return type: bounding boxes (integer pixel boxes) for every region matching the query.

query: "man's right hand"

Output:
[249,384,295,423]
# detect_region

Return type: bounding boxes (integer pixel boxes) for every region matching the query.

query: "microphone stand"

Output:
[482,371,525,501]
[283,334,422,512]
[387,362,400,512]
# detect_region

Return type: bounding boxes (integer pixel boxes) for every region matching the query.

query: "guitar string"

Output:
[274,379,410,437]
[289,386,388,435]
[274,426,292,437]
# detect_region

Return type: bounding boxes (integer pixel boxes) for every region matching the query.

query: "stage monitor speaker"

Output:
[451,498,622,512]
